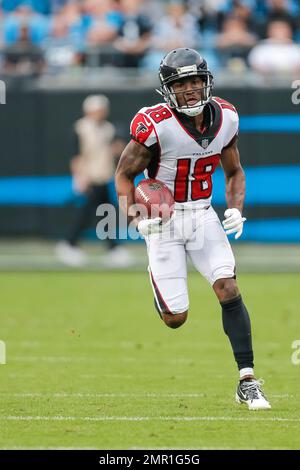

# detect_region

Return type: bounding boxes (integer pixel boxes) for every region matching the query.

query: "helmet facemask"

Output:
[157,69,213,117]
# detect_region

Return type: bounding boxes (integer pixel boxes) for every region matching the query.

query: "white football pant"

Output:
[145,206,236,314]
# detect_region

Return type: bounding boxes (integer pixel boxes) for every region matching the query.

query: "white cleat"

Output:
[236,378,271,410]
[55,241,87,267]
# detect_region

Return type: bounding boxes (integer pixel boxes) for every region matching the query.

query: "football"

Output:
[134,178,174,221]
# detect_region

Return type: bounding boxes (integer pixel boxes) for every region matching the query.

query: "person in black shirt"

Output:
[113,0,152,67]
[2,24,45,77]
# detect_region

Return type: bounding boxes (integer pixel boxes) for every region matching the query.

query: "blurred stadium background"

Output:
[0,0,300,451]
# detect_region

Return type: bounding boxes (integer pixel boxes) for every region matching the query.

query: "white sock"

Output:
[239,367,254,380]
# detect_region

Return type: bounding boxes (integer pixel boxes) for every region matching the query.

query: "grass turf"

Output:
[0,272,299,449]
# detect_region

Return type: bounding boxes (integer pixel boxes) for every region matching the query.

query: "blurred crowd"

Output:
[0,0,300,77]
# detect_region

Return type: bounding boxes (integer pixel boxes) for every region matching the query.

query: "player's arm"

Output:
[115,140,152,220]
[221,139,245,213]
[220,139,246,239]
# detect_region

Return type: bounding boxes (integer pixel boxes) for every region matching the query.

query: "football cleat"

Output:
[236,378,271,410]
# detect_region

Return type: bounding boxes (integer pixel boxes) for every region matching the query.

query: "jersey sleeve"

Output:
[130,111,158,148]
[223,108,239,149]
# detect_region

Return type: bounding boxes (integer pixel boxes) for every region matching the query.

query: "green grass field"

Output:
[0,272,299,449]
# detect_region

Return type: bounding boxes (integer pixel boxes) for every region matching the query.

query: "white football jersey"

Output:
[130,97,239,209]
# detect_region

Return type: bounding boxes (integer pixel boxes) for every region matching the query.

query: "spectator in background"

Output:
[86,0,122,47]
[2,22,45,76]
[248,18,300,75]
[184,0,223,33]
[56,95,131,267]
[266,0,299,20]
[217,0,255,29]
[153,0,199,51]
[253,0,299,37]
[216,14,257,69]
[142,0,200,70]
[113,0,152,68]
[265,0,300,38]
[3,4,50,45]
[42,10,81,70]
[84,0,123,66]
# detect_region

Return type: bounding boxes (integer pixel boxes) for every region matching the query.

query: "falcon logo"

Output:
[130,112,154,144]
[136,122,148,134]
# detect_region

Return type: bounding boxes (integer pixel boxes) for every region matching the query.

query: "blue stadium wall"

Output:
[0,86,299,242]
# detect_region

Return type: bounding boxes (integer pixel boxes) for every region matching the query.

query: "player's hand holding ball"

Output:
[222,208,246,240]
[135,179,174,237]
[137,217,163,236]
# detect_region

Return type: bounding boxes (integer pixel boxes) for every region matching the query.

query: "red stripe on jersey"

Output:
[213,96,237,114]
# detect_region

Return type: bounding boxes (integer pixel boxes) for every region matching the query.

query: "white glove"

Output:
[137,217,163,237]
[138,215,174,237]
[222,208,246,240]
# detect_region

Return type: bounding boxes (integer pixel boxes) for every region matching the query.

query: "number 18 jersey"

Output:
[130,97,239,209]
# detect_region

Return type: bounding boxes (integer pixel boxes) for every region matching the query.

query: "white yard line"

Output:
[2,392,204,398]
[0,392,292,399]
[1,415,299,422]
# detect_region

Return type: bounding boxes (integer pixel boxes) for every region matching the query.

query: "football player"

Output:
[115,48,271,410]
